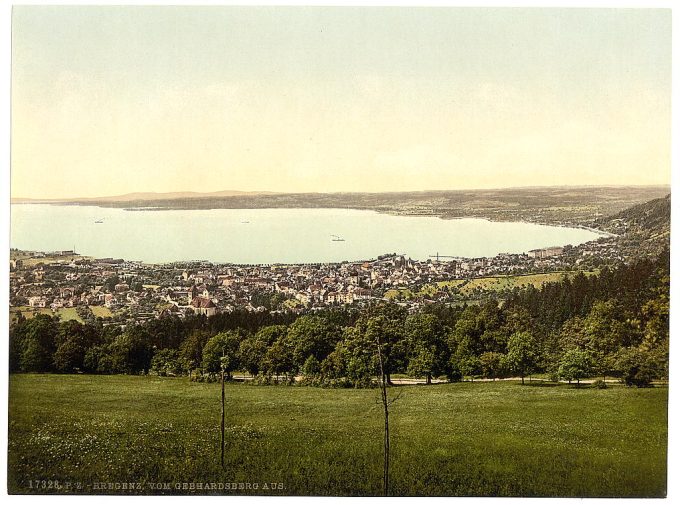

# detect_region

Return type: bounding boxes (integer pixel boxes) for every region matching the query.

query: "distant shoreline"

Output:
[10,184,671,204]
[10,185,656,235]
[10,200,617,236]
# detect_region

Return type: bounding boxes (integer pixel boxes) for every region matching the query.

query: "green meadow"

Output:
[9,305,115,324]
[8,374,667,496]
[384,271,598,300]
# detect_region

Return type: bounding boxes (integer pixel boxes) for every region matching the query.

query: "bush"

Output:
[249,374,274,386]
[301,355,321,377]
[591,379,608,389]
[190,370,220,383]
[615,347,660,388]
[626,373,654,388]
[447,362,463,382]
[247,373,298,386]
[150,348,182,376]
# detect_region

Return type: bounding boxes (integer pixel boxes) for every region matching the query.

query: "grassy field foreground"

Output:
[8,374,667,496]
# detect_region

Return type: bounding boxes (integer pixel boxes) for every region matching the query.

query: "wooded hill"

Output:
[598,193,670,234]
[595,193,671,259]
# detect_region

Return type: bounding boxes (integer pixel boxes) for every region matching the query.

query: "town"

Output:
[9,224,633,328]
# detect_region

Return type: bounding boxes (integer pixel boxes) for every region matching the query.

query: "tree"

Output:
[254,324,289,343]
[18,315,59,372]
[320,338,350,381]
[353,303,408,384]
[53,339,87,373]
[202,330,245,378]
[559,300,639,381]
[557,349,592,385]
[179,330,211,368]
[501,307,533,336]
[640,292,669,350]
[557,316,588,352]
[262,341,293,381]
[106,337,150,374]
[504,331,538,385]
[614,346,664,387]
[220,355,227,468]
[145,316,188,350]
[253,325,292,379]
[458,354,481,381]
[448,306,484,357]
[478,299,508,353]
[83,344,109,374]
[286,316,342,371]
[583,300,633,350]
[108,328,153,374]
[373,323,403,496]
[301,355,321,377]
[52,320,103,373]
[446,360,463,382]
[479,352,506,381]
[20,338,52,372]
[9,326,24,373]
[376,333,390,496]
[238,336,269,376]
[406,347,438,384]
[404,313,449,384]
[422,302,464,329]
[103,275,120,292]
[341,326,378,388]
[150,348,182,376]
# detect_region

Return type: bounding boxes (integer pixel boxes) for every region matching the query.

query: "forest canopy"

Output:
[10,249,669,388]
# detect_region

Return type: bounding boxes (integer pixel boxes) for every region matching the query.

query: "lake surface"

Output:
[10,204,602,264]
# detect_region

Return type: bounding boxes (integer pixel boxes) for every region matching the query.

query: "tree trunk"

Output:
[382,385,389,497]
[521,375,524,385]
[220,368,225,468]
[376,339,389,497]
[426,373,431,385]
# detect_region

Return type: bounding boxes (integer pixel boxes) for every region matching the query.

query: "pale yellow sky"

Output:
[11,7,671,199]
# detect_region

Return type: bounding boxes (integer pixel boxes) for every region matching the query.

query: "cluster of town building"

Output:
[9,231,627,325]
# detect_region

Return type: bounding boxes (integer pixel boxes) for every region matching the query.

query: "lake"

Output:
[10,204,603,264]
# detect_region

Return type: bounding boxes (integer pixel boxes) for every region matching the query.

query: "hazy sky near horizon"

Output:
[11,6,671,199]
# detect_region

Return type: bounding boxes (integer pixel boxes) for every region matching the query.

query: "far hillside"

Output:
[597,193,670,235]
[593,194,670,260]
[12,185,670,228]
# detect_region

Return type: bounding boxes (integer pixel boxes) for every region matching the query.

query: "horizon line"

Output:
[10,183,673,202]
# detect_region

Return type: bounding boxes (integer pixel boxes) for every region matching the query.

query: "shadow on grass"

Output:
[524,382,561,388]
